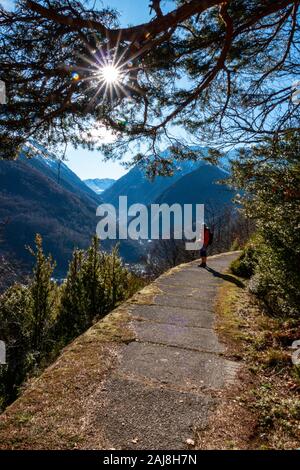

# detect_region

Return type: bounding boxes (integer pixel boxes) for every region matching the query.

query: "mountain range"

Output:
[84,178,115,194]
[0,143,236,275]
[23,145,102,207]
[99,160,200,208]
[156,163,232,206]
[0,150,100,275]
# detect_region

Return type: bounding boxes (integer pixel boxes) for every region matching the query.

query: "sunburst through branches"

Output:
[71,40,142,112]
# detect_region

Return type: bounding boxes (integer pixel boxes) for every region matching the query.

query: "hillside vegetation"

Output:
[229,132,300,318]
[0,235,144,411]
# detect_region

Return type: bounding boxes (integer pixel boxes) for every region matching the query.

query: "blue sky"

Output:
[1,0,14,9]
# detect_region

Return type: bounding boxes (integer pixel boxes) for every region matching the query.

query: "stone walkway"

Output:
[85,252,240,450]
[0,251,241,450]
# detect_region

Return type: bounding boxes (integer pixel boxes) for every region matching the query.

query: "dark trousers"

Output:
[200,244,208,257]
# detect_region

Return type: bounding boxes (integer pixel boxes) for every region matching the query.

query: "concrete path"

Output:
[0,251,241,450]
[85,252,240,450]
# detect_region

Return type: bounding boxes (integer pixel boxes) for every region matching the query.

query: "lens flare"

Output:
[99,64,120,84]
[73,43,143,108]
[71,72,80,81]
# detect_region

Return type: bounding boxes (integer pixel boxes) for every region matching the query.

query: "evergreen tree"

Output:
[101,245,131,311]
[55,238,133,342]
[27,234,56,352]
[229,131,300,316]
[0,284,33,408]
[0,234,142,409]
[55,249,87,343]
[1,1,299,170]
[80,235,106,320]
[0,235,56,407]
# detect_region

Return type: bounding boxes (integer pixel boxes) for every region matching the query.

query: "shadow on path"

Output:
[205,266,245,288]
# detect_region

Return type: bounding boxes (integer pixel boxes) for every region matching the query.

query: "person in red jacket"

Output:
[198,224,213,268]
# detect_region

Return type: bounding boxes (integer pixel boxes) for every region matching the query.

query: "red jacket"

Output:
[203,227,210,246]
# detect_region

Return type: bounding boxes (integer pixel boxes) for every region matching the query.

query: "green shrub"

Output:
[230,238,241,251]
[230,238,260,278]
[229,131,300,317]
[249,244,300,317]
